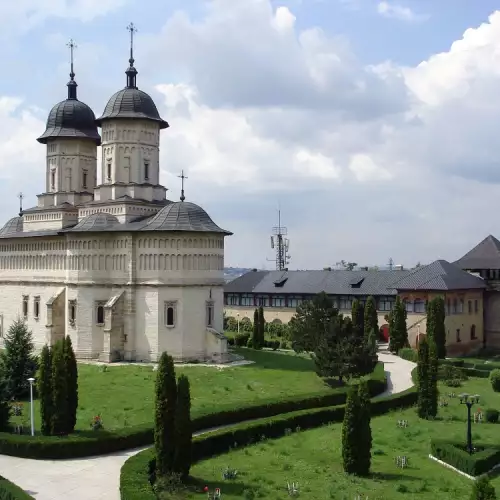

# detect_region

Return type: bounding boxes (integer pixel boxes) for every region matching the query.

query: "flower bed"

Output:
[0,363,386,459]
[430,439,500,477]
[0,476,34,500]
[120,369,417,500]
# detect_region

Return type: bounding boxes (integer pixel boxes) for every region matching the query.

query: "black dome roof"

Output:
[37,98,101,145]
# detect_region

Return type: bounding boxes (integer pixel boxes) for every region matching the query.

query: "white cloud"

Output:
[377,2,427,22]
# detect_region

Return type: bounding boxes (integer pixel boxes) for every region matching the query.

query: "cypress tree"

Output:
[357,381,372,476]
[342,386,360,474]
[155,352,177,476]
[252,308,259,349]
[63,336,79,433]
[173,374,192,480]
[364,296,379,341]
[37,344,53,436]
[433,297,447,359]
[0,377,10,432]
[417,336,430,419]
[428,338,439,418]
[51,340,69,435]
[351,300,364,340]
[258,306,265,347]
[389,297,408,353]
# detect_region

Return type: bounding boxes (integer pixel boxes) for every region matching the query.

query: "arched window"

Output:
[470,324,477,340]
[165,301,176,327]
[96,305,104,325]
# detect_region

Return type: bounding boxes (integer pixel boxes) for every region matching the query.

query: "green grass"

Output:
[176,377,500,500]
[11,348,336,432]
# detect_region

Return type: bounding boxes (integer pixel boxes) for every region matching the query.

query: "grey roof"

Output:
[72,212,119,231]
[22,202,77,214]
[0,217,23,237]
[225,260,486,295]
[96,88,169,129]
[454,235,500,270]
[37,99,101,145]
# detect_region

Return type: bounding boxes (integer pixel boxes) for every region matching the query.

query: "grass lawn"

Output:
[11,348,338,432]
[179,376,500,500]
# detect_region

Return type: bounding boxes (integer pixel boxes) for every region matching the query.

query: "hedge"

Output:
[0,476,34,500]
[120,369,418,500]
[0,363,386,460]
[431,439,500,477]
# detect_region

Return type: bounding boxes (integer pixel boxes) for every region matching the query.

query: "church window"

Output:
[206,301,214,327]
[144,162,150,181]
[456,328,461,343]
[50,170,55,190]
[22,295,29,318]
[165,301,176,327]
[468,300,472,314]
[69,300,76,324]
[107,163,112,181]
[471,324,477,340]
[82,171,88,189]
[33,296,40,320]
[96,303,105,325]
[474,299,479,313]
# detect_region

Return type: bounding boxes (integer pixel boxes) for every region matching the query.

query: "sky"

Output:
[2,0,500,270]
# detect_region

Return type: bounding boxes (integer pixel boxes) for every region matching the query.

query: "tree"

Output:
[37,345,53,436]
[427,296,446,359]
[155,352,178,476]
[471,475,497,500]
[173,374,192,479]
[388,297,408,353]
[336,260,357,271]
[289,292,338,352]
[51,339,69,435]
[1,318,36,399]
[364,296,379,341]
[417,335,438,419]
[0,377,10,432]
[252,309,260,349]
[351,300,364,340]
[63,336,79,433]
[427,338,439,418]
[258,306,265,347]
[356,381,372,476]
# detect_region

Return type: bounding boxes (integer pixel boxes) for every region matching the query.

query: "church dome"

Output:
[0,217,23,237]
[72,212,119,231]
[143,202,232,234]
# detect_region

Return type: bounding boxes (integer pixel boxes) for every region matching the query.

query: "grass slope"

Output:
[11,348,336,432]
[179,377,500,500]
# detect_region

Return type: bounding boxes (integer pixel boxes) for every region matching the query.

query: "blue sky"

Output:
[2,0,500,269]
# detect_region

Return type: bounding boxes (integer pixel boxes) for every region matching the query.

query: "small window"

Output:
[165,301,176,327]
[96,304,105,325]
[82,171,88,189]
[471,324,477,340]
[206,301,214,328]
[69,300,77,324]
[107,163,112,181]
[144,162,149,181]
[414,299,425,313]
[456,328,461,343]
[22,295,28,318]
[51,170,55,190]
[474,299,479,314]
[468,300,472,314]
[458,299,464,314]
[405,299,414,313]
[34,296,40,320]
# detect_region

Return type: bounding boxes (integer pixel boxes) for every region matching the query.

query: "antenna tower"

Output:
[268,209,291,271]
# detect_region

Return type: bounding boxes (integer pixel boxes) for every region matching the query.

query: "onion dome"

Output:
[37,41,100,145]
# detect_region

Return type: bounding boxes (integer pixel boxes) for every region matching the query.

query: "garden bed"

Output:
[0,475,34,500]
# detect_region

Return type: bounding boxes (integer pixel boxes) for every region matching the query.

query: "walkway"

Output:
[0,350,415,500]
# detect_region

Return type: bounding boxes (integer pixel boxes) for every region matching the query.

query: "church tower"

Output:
[93,23,169,208]
[36,39,101,209]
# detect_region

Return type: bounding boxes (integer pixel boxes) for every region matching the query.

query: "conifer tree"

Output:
[0,377,10,432]
[51,340,69,435]
[63,336,79,433]
[432,297,446,359]
[389,297,408,353]
[356,381,372,476]
[471,474,497,500]
[258,306,265,347]
[417,336,431,419]
[37,344,53,436]
[252,308,259,349]
[342,386,360,474]
[364,296,379,341]
[155,352,177,476]
[428,338,439,418]
[351,300,364,340]
[1,318,36,399]
[173,374,192,479]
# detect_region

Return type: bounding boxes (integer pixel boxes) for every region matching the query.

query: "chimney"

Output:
[323,267,332,271]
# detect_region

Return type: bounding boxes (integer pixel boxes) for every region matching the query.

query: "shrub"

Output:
[0,475,34,499]
[485,409,499,424]
[471,474,497,500]
[439,364,468,382]
[490,369,500,392]
[398,348,418,363]
[234,333,250,346]
[431,440,500,476]
[227,337,235,346]
[226,317,238,332]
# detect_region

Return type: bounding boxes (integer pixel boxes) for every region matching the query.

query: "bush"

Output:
[485,409,500,424]
[120,371,418,500]
[439,364,468,382]
[0,363,387,460]
[227,337,235,346]
[0,475,34,500]
[471,474,497,500]
[431,439,500,476]
[234,333,250,346]
[398,348,418,363]
[490,369,500,392]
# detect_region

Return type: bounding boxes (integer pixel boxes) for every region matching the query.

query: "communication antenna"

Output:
[267,208,291,271]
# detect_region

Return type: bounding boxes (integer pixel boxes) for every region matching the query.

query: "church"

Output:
[0,29,231,363]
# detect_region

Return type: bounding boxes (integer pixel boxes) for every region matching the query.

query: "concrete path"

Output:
[0,350,416,500]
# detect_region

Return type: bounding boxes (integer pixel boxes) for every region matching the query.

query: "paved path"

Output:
[0,350,415,500]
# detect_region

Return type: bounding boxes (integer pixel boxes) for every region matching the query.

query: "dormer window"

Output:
[144,161,150,181]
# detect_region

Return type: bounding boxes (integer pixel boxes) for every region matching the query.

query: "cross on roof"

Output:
[126,22,137,63]
[66,38,77,79]
[178,170,188,202]
[17,192,24,216]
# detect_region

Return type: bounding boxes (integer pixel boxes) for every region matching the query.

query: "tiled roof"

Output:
[454,235,500,270]
[224,260,486,295]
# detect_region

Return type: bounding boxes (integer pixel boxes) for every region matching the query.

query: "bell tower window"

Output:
[144,161,149,181]
[107,163,112,181]
[50,170,55,191]
[82,170,88,189]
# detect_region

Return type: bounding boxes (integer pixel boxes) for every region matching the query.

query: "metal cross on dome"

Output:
[178,170,188,202]
[126,22,137,62]
[17,192,24,216]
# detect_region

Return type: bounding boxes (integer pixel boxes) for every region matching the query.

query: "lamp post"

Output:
[27,377,35,436]
[236,313,240,334]
[459,393,480,454]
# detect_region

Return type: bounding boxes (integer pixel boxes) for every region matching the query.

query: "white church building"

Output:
[0,33,231,363]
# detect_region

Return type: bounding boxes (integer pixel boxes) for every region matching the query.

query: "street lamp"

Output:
[27,377,35,436]
[459,393,480,454]
[236,313,240,334]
